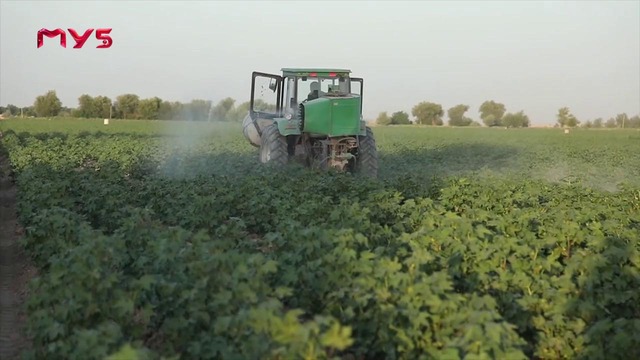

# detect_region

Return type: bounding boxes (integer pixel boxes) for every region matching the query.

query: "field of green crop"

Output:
[1,117,639,360]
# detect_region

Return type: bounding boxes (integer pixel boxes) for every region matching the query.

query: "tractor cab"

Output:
[249,68,363,121]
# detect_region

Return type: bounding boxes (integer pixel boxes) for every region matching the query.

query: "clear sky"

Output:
[1,0,638,125]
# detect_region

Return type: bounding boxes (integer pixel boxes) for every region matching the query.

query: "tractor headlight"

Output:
[285,113,293,120]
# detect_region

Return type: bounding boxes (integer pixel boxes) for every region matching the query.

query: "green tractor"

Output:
[242,68,378,177]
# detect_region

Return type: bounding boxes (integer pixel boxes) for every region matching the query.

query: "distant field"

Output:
[3,117,638,189]
[1,117,639,359]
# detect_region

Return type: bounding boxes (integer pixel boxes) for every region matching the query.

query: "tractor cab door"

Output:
[351,77,363,115]
[251,72,283,120]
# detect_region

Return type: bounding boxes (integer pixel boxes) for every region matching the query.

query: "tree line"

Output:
[375,100,530,127]
[1,90,639,129]
[0,90,275,122]
[376,100,640,128]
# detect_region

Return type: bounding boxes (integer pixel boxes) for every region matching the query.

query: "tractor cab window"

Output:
[297,76,350,104]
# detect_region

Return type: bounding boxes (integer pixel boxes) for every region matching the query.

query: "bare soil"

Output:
[0,152,36,359]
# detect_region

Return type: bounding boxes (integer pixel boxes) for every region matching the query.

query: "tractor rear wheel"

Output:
[354,126,378,178]
[259,123,288,166]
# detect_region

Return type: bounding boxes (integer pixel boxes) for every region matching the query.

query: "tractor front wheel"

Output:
[354,126,378,178]
[259,123,288,166]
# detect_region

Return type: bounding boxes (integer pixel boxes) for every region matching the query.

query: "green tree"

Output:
[8,104,20,116]
[115,94,140,119]
[226,101,251,122]
[235,101,251,122]
[592,118,603,128]
[615,113,629,128]
[557,107,579,127]
[94,96,113,119]
[412,101,444,125]
[10,105,20,115]
[33,90,62,117]
[376,111,391,126]
[390,111,410,125]
[157,101,182,120]
[605,117,617,128]
[3,104,19,116]
[76,94,95,118]
[502,111,530,128]
[447,104,473,126]
[77,95,112,118]
[138,97,163,119]
[479,100,506,127]
[157,101,172,120]
[629,115,640,128]
[183,99,211,121]
[209,97,236,121]
[23,106,36,117]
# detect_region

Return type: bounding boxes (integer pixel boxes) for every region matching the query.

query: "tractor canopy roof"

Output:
[281,68,351,77]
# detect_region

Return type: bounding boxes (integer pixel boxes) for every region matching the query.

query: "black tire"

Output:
[259,123,288,166]
[355,126,378,178]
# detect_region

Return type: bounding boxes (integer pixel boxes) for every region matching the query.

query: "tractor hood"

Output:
[301,95,362,136]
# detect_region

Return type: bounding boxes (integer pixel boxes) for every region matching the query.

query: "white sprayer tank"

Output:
[242,113,274,148]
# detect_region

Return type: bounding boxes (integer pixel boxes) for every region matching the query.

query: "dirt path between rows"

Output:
[0,151,36,359]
